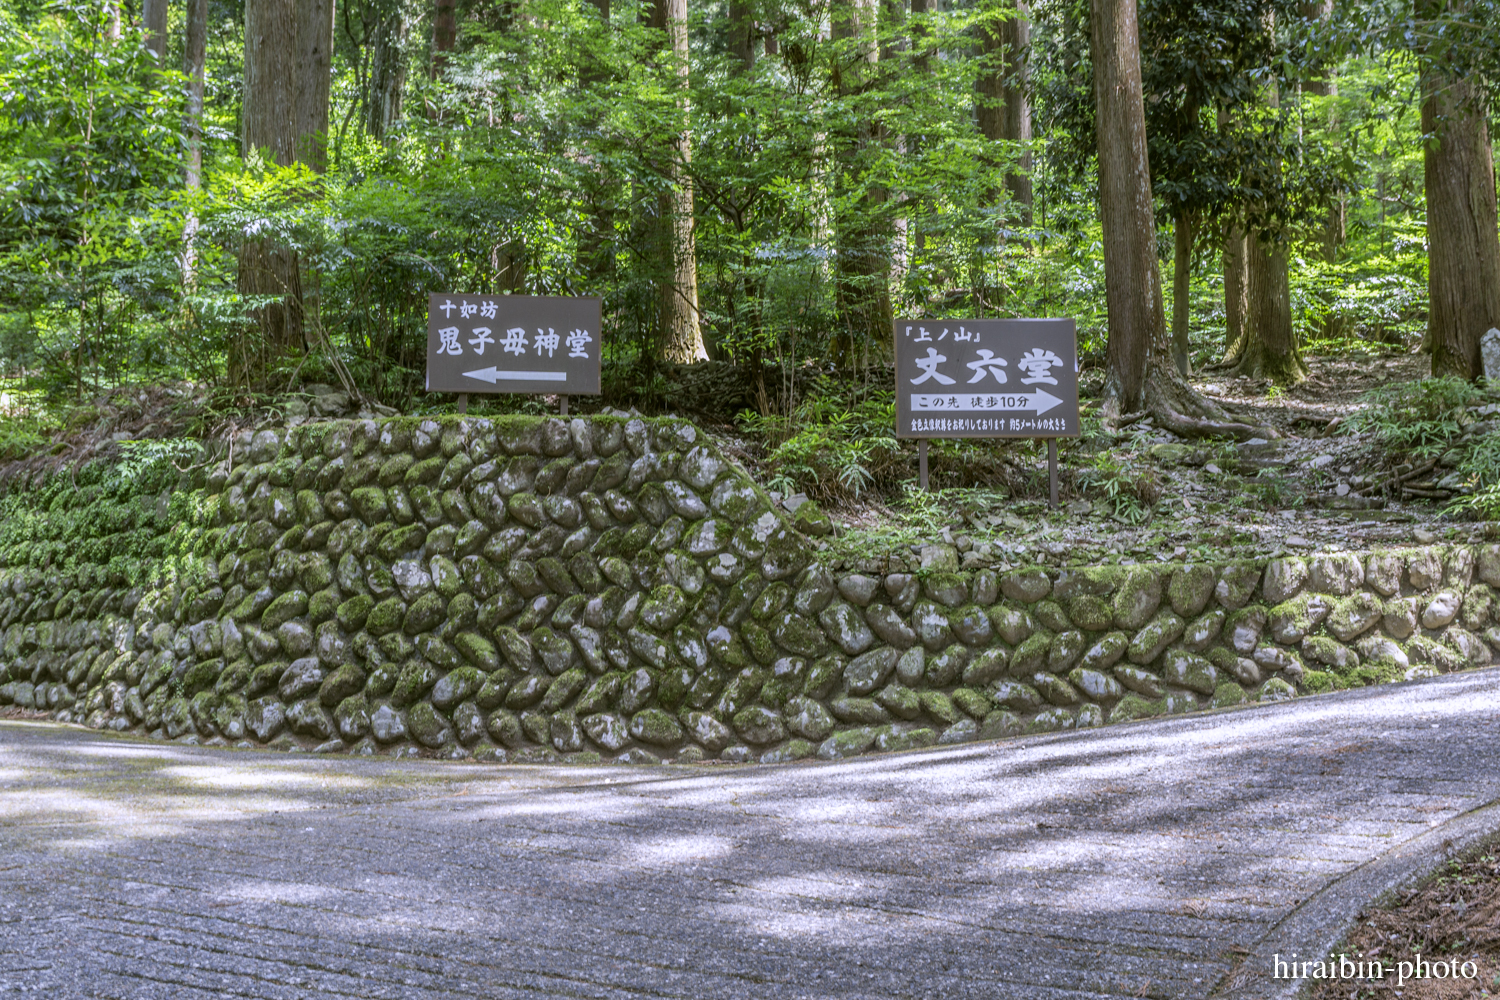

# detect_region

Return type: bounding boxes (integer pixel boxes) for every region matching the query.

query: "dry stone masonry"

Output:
[2,415,1499,764]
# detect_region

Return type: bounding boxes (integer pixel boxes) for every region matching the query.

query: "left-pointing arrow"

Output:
[462,368,567,384]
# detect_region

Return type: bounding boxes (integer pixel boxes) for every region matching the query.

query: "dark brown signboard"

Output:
[426,294,602,396]
[893,318,1080,439]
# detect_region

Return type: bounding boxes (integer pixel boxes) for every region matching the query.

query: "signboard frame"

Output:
[425,293,603,399]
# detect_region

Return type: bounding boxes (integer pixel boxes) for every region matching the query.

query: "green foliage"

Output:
[738,377,900,500]
[1076,450,1158,524]
[1344,376,1484,459]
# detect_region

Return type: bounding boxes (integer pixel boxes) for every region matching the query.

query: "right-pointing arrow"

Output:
[462,367,567,384]
[911,389,1066,414]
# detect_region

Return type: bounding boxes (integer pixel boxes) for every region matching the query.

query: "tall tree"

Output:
[1090,0,1158,413]
[1090,0,1269,436]
[366,4,409,143]
[1227,62,1307,383]
[1418,1,1500,379]
[830,0,893,367]
[182,0,207,280]
[237,0,336,382]
[975,1,1032,225]
[651,0,707,363]
[143,0,167,61]
[433,0,456,78]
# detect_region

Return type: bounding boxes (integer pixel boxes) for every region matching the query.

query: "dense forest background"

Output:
[0,0,1497,509]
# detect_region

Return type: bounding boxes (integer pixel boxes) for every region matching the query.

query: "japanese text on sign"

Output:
[893,318,1079,439]
[426,294,601,396]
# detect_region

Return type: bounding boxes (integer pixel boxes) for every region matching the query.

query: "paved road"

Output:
[4,669,1500,1000]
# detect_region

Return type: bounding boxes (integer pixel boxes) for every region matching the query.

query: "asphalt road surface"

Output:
[4,667,1500,1000]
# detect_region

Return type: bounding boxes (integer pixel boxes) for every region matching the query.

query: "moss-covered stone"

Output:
[1160,649,1218,695]
[402,592,446,635]
[1109,694,1165,723]
[1112,567,1162,630]
[392,660,439,707]
[1067,667,1122,702]
[1032,600,1072,633]
[1068,595,1113,632]
[1010,631,1052,675]
[319,663,366,708]
[918,690,962,725]
[784,695,836,740]
[261,590,308,631]
[630,708,683,746]
[991,679,1042,713]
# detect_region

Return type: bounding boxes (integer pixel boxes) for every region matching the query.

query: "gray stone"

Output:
[817,727,879,759]
[245,697,285,742]
[838,574,881,606]
[950,607,994,647]
[1182,608,1226,650]
[1112,665,1162,699]
[1408,548,1443,590]
[1262,558,1308,605]
[818,602,875,655]
[911,602,955,651]
[1444,627,1492,666]
[1168,565,1217,617]
[1000,569,1051,603]
[1422,590,1463,630]
[278,658,325,702]
[1384,597,1420,640]
[865,604,918,649]
[1354,636,1409,670]
[583,713,629,752]
[1127,614,1183,665]
[1079,632,1128,672]
[845,648,899,695]
[1215,563,1261,610]
[1161,649,1218,695]
[1302,636,1359,670]
[629,708,683,746]
[1308,554,1363,596]
[963,647,1009,686]
[1031,672,1079,707]
[895,647,925,686]
[733,705,786,745]
[1326,593,1383,642]
[792,564,836,616]
[370,704,406,744]
[828,696,890,724]
[1483,327,1500,380]
[1068,667,1122,702]
[784,696,836,741]
[1112,568,1161,630]
[678,446,724,491]
[1365,552,1403,597]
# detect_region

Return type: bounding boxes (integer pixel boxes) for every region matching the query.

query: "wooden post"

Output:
[560,395,569,416]
[918,439,929,491]
[1047,438,1059,509]
[457,393,468,414]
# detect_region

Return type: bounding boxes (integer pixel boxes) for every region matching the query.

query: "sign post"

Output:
[893,318,1079,507]
[426,294,602,408]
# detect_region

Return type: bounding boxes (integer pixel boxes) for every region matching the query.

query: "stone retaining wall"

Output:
[2,416,1499,764]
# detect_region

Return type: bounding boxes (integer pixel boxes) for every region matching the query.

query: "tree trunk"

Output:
[143,0,168,60]
[652,0,707,363]
[237,0,336,383]
[1233,233,1306,381]
[1089,0,1160,415]
[433,0,457,78]
[728,0,755,72]
[182,0,207,282]
[1228,70,1305,384]
[975,0,1031,224]
[367,8,409,142]
[105,3,122,41]
[1170,209,1193,376]
[830,0,892,368]
[1421,72,1500,378]
[1220,216,1248,364]
[1301,0,1344,342]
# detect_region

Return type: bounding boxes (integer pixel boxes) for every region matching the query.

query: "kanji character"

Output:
[501,327,528,355]
[439,299,457,318]
[566,328,593,358]
[1017,348,1064,385]
[910,348,955,385]
[437,327,463,355]
[479,300,498,319]
[534,328,560,357]
[459,300,479,319]
[966,349,1009,384]
[469,327,494,355]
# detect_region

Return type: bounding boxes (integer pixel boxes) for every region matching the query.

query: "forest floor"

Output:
[1306,842,1500,1000]
[757,348,1500,569]
[3,348,1496,567]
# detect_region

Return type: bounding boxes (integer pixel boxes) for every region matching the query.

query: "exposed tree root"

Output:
[1143,363,1279,441]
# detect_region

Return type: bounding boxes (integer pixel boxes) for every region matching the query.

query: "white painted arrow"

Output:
[462,367,567,384]
[911,388,1064,414]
